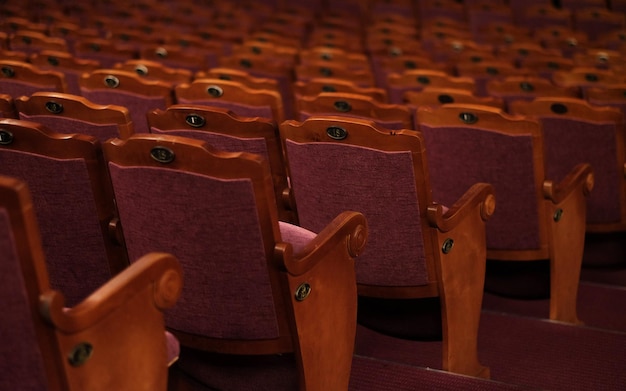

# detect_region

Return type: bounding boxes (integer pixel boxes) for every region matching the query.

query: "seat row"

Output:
[0,96,613,388]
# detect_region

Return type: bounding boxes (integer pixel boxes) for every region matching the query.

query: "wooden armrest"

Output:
[38,252,182,391]
[426,184,493,378]
[275,211,365,391]
[40,252,182,332]
[543,163,594,204]
[276,211,367,276]
[426,182,496,233]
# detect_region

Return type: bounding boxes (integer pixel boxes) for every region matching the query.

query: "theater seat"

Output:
[416,104,593,324]
[103,133,368,390]
[280,116,495,378]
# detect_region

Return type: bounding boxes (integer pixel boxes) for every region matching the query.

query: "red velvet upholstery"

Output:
[0,119,128,306]
[147,104,294,222]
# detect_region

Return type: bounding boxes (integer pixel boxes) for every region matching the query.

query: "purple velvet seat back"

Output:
[540,117,621,224]
[108,163,279,340]
[285,140,429,286]
[176,98,274,121]
[0,150,111,306]
[81,89,167,134]
[0,209,48,391]
[18,113,121,142]
[421,125,541,250]
[0,80,59,98]
[150,128,269,160]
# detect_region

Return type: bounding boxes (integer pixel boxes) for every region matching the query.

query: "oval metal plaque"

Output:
[550,103,568,115]
[68,342,93,367]
[320,67,333,77]
[334,100,352,112]
[442,238,454,254]
[134,64,149,76]
[326,126,348,140]
[416,76,430,85]
[185,113,206,128]
[547,61,560,70]
[103,75,120,88]
[1,66,15,78]
[155,47,168,58]
[150,146,175,164]
[553,208,564,222]
[438,94,454,104]
[206,85,224,97]
[404,60,417,69]
[295,283,311,301]
[459,112,478,124]
[596,52,609,63]
[0,129,14,145]
[519,82,534,92]
[47,56,60,66]
[389,47,402,56]
[45,101,64,114]
[451,41,463,51]
[486,66,499,75]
